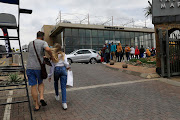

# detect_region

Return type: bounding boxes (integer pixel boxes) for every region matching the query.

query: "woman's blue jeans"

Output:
[54,66,67,103]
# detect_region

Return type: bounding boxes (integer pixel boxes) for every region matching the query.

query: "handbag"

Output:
[33,41,47,79]
[67,70,73,87]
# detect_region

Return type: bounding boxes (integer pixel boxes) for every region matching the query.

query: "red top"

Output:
[135,48,140,55]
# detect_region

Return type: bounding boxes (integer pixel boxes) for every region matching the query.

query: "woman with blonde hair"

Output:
[48,43,70,110]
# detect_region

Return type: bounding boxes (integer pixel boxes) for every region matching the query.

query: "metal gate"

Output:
[159,29,180,77]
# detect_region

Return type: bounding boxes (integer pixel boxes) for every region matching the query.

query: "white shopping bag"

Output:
[67,70,73,87]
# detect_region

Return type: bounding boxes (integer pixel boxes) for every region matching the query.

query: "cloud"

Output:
[0,0,153,48]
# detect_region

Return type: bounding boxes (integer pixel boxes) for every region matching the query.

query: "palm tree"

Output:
[144,1,152,18]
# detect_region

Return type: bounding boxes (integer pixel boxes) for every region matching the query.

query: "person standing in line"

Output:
[125,45,131,61]
[135,46,140,59]
[110,42,116,60]
[108,43,111,60]
[151,47,155,56]
[101,44,107,63]
[104,45,109,63]
[116,43,122,62]
[48,43,70,110]
[139,45,145,58]
[26,31,54,111]
[146,48,151,58]
[130,46,135,59]
[120,47,125,62]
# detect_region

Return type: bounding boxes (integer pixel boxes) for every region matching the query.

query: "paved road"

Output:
[1,63,180,120]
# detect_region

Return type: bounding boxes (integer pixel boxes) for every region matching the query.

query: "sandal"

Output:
[34,105,41,111]
[40,99,47,106]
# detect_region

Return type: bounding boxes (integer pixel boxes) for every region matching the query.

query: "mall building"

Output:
[42,23,155,54]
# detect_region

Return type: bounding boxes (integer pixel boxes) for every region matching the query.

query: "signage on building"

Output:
[152,0,180,24]
[104,26,124,30]
[152,0,180,17]
[105,40,121,44]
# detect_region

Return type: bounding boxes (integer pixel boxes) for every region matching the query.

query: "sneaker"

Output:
[55,95,60,101]
[62,103,67,110]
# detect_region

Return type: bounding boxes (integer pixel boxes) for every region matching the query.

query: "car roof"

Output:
[76,49,95,51]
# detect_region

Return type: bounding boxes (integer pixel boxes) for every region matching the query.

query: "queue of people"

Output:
[100,42,156,64]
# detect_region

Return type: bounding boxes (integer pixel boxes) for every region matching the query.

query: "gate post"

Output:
[159,29,165,77]
[166,30,171,78]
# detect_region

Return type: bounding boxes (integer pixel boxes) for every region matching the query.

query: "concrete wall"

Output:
[41,25,55,47]
[12,52,28,66]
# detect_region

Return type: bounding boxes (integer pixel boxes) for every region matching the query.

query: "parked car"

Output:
[66,49,101,64]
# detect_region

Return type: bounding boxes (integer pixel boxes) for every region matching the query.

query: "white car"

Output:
[66,49,101,64]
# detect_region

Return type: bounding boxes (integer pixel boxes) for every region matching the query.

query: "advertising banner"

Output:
[1,28,12,57]
[0,0,19,5]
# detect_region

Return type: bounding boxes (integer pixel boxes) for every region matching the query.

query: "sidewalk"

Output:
[105,62,180,87]
[105,62,160,79]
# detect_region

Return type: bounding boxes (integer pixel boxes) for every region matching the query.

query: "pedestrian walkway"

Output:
[1,64,180,120]
[106,62,160,79]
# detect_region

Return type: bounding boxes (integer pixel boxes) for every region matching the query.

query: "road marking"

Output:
[3,91,13,120]
[45,78,160,95]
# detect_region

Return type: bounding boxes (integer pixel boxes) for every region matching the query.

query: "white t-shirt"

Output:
[48,54,69,78]
[130,47,135,54]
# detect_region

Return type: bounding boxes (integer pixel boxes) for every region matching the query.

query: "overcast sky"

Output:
[0,0,153,49]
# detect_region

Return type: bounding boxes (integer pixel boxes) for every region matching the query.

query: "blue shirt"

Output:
[111,45,116,52]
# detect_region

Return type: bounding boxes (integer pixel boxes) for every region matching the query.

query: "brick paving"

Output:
[0,64,180,120]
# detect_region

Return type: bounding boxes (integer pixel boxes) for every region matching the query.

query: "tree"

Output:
[144,1,152,18]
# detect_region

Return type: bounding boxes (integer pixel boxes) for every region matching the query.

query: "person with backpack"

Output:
[135,46,140,59]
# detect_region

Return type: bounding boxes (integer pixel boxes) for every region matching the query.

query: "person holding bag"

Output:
[48,43,70,110]
[26,31,54,111]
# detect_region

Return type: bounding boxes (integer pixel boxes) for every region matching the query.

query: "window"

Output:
[92,38,98,45]
[86,30,91,38]
[65,28,71,36]
[98,30,104,37]
[92,30,98,37]
[115,31,120,38]
[65,37,73,46]
[109,31,115,40]
[72,29,79,37]
[92,50,97,53]
[77,50,83,54]
[79,29,85,37]
[83,50,91,54]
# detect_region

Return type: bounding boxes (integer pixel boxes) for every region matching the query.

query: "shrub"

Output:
[129,58,156,64]
[129,59,137,62]
[8,73,22,83]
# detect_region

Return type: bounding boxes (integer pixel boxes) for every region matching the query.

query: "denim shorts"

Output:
[26,69,43,86]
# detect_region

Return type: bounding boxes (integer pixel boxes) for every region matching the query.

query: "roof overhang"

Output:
[49,23,155,37]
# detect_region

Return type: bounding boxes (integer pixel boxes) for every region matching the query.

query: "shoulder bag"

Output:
[33,41,47,79]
